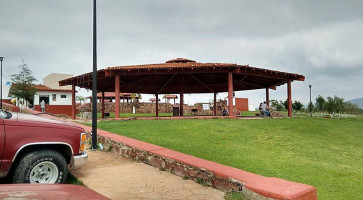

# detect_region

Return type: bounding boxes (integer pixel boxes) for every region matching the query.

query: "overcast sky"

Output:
[1,0,362,106]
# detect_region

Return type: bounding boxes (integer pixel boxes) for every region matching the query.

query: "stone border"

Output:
[97,136,244,191]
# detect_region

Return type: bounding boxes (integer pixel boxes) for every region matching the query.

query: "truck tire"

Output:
[13,149,68,184]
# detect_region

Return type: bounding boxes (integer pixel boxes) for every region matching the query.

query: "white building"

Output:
[31,73,73,115]
[33,85,72,106]
[9,73,74,116]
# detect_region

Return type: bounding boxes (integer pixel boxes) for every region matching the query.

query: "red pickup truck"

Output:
[0,111,87,184]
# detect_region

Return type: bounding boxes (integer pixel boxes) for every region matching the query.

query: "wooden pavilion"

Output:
[59,58,305,119]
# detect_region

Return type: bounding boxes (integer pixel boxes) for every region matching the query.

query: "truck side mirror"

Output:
[0,110,12,119]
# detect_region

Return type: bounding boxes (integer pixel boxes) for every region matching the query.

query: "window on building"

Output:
[52,94,57,101]
[61,95,67,98]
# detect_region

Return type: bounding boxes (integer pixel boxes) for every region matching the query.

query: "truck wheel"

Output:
[13,149,68,184]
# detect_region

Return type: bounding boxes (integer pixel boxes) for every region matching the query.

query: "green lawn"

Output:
[94,117,363,200]
[66,173,84,185]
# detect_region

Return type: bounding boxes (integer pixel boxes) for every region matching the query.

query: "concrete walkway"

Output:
[71,149,225,200]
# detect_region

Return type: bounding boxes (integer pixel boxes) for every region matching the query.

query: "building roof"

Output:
[163,95,178,99]
[10,84,73,93]
[33,84,73,92]
[59,58,305,94]
[149,98,160,102]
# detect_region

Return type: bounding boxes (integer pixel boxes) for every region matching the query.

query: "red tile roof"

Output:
[149,98,160,102]
[166,58,196,63]
[106,62,237,71]
[163,95,178,99]
[31,84,72,92]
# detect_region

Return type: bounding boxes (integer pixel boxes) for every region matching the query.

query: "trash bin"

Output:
[173,107,180,116]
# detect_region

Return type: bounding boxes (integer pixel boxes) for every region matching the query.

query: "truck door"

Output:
[0,119,4,164]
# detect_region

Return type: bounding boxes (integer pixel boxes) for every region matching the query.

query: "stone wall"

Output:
[77,100,230,115]
[78,102,192,114]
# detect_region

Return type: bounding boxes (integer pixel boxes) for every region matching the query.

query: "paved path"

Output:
[71,149,225,200]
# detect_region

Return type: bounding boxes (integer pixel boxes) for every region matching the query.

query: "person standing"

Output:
[40,100,46,113]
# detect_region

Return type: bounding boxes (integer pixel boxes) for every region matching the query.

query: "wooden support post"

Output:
[155,94,159,117]
[115,75,120,118]
[288,80,292,118]
[266,88,270,107]
[180,92,184,116]
[101,91,105,119]
[180,76,184,116]
[71,84,76,119]
[228,72,233,117]
[214,93,217,116]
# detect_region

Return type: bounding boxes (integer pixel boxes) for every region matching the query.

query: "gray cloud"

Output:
[1,0,362,106]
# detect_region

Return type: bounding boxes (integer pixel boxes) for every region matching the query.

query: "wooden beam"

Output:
[228,72,233,117]
[188,74,214,93]
[239,75,248,82]
[214,93,217,116]
[234,66,304,81]
[180,76,184,116]
[155,93,159,117]
[156,74,176,94]
[115,75,120,118]
[72,84,76,119]
[288,80,292,118]
[101,91,105,119]
[266,88,270,107]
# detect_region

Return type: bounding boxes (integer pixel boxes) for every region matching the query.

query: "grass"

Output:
[66,173,84,185]
[93,116,363,200]
[224,192,247,200]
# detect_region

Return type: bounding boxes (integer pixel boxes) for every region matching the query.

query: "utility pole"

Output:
[0,57,3,110]
[91,0,98,149]
[309,85,312,117]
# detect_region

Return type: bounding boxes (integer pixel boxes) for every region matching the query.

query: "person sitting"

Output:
[222,108,228,116]
[260,101,271,117]
[259,103,264,116]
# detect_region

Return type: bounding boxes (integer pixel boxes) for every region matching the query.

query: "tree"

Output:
[292,101,304,111]
[131,93,142,108]
[324,96,345,113]
[9,60,37,107]
[283,100,289,110]
[76,96,86,104]
[315,95,325,111]
[270,100,283,111]
[343,102,360,114]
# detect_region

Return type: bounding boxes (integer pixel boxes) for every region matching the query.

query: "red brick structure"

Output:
[59,58,305,119]
[34,105,73,116]
[235,98,249,112]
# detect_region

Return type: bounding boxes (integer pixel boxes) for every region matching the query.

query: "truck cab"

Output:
[0,110,87,183]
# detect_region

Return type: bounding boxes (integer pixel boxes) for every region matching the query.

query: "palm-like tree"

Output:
[131,93,142,102]
[76,96,86,104]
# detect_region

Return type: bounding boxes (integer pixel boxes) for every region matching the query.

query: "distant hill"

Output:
[348,97,363,109]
